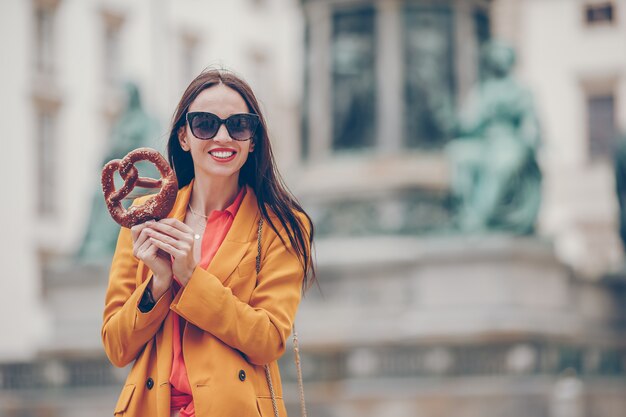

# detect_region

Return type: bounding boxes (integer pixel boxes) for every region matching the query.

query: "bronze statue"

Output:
[77,82,160,263]
[446,40,542,234]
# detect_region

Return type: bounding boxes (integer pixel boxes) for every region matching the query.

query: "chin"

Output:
[199,165,243,180]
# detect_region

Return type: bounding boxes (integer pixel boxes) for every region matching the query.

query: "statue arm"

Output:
[456,87,485,138]
[519,91,542,150]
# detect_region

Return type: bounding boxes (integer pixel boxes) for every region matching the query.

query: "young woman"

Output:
[101,69,314,417]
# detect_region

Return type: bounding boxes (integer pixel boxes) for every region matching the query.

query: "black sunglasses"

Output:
[186,112,260,141]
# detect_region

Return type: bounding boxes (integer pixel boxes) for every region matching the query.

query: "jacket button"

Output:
[146,377,154,390]
[238,370,246,381]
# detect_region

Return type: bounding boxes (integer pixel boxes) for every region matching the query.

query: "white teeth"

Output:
[210,151,235,159]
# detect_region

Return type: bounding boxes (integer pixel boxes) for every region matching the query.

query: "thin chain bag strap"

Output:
[256,218,308,417]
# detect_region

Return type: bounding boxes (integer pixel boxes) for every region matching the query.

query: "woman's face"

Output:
[179,84,255,182]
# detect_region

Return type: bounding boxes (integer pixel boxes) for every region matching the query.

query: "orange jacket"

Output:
[102,182,306,416]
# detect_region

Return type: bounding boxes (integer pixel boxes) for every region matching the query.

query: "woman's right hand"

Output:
[131,221,173,299]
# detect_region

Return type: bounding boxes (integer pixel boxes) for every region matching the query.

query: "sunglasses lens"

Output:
[226,115,258,140]
[190,113,219,139]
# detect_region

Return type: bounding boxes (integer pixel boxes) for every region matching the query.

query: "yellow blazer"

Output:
[102,181,306,417]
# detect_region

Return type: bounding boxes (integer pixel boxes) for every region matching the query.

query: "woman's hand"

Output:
[131,221,173,298]
[143,218,197,287]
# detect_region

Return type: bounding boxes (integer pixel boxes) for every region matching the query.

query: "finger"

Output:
[131,220,155,242]
[141,242,161,260]
[149,237,185,258]
[134,236,155,260]
[145,229,188,251]
[158,218,194,235]
[134,226,153,252]
[147,221,194,244]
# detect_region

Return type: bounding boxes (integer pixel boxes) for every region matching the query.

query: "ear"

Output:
[178,126,190,151]
[249,140,255,153]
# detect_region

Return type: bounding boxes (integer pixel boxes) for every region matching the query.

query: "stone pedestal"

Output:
[280,235,626,417]
[298,235,582,346]
[42,260,111,354]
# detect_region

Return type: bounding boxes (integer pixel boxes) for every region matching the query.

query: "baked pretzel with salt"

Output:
[101,147,178,228]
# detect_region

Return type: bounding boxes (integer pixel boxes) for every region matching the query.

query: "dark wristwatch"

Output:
[138,287,156,313]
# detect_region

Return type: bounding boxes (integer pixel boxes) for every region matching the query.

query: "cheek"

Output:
[187,141,198,155]
[242,143,254,158]
[237,147,253,167]
[188,142,209,163]
[189,137,208,153]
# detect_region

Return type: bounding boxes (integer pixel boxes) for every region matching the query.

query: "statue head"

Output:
[481,40,516,78]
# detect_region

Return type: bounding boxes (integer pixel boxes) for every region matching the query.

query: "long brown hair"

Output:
[167,68,315,291]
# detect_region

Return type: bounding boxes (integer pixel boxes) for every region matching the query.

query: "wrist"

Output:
[177,269,194,287]
[149,275,171,299]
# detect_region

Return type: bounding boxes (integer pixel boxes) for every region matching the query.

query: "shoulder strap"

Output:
[256,218,307,417]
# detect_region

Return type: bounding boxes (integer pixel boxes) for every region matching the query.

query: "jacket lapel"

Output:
[154,182,191,398]
[206,185,259,283]
[168,179,194,222]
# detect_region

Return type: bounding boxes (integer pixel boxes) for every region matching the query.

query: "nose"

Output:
[213,123,232,143]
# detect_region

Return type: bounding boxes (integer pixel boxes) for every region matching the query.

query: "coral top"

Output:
[169,186,246,417]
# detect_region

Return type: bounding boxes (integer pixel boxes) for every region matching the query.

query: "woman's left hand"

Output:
[144,218,197,286]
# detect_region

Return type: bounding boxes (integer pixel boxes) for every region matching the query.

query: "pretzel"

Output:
[101,147,178,228]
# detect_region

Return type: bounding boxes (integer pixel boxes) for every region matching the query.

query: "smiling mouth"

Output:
[209,150,236,159]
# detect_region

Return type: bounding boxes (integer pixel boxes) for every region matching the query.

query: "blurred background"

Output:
[1,0,626,416]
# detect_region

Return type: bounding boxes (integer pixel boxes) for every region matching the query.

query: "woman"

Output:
[101,69,314,417]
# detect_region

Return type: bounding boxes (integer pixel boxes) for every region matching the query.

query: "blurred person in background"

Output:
[101,69,315,417]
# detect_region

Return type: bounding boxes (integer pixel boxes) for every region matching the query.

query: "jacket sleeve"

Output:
[101,225,174,367]
[170,219,308,366]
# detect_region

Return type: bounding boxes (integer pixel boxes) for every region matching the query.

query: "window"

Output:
[102,11,124,85]
[587,94,616,159]
[404,5,455,149]
[247,48,271,111]
[474,7,491,45]
[37,111,57,217]
[301,23,311,160]
[34,5,56,75]
[584,2,615,25]
[331,7,377,151]
[474,7,491,82]
[180,33,199,88]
